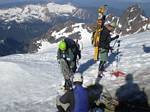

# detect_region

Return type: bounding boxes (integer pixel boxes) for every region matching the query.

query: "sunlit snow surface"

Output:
[0,31,150,111]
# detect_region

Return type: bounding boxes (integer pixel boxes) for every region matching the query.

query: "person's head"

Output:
[105,22,116,32]
[59,40,67,51]
[97,19,103,26]
[125,74,133,83]
[73,73,83,85]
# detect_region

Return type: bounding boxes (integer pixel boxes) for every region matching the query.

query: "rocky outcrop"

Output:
[107,4,150,35]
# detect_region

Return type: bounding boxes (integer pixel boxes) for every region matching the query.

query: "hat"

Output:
[73,73,83,83]
[59,40,67,51]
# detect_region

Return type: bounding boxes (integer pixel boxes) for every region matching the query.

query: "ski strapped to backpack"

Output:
[92,5,107,62]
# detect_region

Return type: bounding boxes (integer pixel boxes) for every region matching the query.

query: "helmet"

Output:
[59,40,66,51]
[109,22,116,28]
[73,73,83,83]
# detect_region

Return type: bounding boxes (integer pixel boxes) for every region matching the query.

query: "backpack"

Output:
[64,38,80,58]
[87,84,103,109]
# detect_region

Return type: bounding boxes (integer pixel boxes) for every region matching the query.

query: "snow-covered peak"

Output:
[47,3,76,13]
[0,2,76,23]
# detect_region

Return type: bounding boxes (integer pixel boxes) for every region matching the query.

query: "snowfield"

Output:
[0,30,150,111]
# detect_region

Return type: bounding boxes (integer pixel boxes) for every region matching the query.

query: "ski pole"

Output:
[112,39,118,49]
[116,40,120,70]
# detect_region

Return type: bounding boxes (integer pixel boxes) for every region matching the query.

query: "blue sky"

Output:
[0,0,150,3]
[112,0,150,1]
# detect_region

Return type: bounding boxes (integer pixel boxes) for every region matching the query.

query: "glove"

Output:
[70,65,73,69]
[115,35,119,39]
[109,47,114,53]
[78,54,81,59]
[57,59,60,64]
[64,79,72,90]
[109,46,113,50]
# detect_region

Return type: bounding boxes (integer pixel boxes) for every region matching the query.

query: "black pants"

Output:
[98,61,106,71]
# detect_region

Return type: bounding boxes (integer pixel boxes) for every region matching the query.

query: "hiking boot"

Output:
[64,79,72,90]
[98,70,104,78]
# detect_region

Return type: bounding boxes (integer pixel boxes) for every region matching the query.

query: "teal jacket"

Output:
[57,48,74,62]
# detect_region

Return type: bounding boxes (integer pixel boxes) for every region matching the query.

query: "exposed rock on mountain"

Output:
[107,4,150,35]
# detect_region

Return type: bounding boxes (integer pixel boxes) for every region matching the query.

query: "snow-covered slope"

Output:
[0,3,76,23]
[0,31,150,111]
